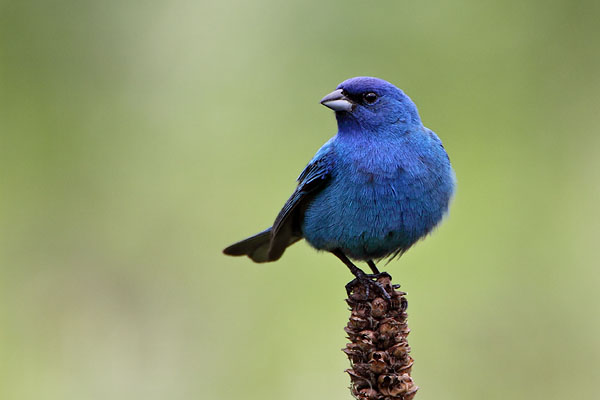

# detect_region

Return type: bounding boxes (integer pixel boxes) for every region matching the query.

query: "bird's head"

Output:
[320,77,422,134]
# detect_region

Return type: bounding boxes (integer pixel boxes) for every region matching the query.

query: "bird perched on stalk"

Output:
[223,77,455,295]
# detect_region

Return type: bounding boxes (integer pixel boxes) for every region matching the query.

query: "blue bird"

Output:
[224,77,455,293]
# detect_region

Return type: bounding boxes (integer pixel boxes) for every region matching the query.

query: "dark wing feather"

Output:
[267,151,334,260]
[222,228,273,262]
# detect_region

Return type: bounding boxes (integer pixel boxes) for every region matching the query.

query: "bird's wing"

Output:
[267,140,335,260]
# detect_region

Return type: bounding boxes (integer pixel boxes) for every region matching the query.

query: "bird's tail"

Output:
[223,227,302,263]
[223,228,274,263]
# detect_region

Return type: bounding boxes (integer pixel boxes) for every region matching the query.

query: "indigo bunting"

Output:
[224,77,455,293]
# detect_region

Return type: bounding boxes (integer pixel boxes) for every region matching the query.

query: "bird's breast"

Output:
[301,136,454,260]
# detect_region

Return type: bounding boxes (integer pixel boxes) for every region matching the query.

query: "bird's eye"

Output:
[363,92,378,104]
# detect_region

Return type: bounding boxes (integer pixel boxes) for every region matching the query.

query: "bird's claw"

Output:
[346,271,392,301]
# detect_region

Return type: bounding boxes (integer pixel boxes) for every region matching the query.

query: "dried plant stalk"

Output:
[343,274,418,400]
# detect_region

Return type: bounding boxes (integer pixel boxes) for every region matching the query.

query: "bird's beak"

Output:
[320,89,354,112]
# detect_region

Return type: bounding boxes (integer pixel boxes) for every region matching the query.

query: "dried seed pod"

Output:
[368,351,388,374]
[343,343,365,363]
[371,297,388,318]
[396,356,414,373]
[369,350,388,362]
[353,362,373,377]
[357,388,379,400]
[354,330,376,351]
[379,318,401,337]
[343,273,418,399]
[352,302,372,318]
[348,315,370,331]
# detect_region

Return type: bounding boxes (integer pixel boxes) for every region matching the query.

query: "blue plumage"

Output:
[224,77,455,277]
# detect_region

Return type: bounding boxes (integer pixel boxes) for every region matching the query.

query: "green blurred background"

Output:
[1,1,599,399]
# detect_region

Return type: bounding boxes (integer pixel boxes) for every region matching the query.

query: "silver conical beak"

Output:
[320,89,354,112]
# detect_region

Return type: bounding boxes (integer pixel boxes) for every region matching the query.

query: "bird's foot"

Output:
[345,271,392,301]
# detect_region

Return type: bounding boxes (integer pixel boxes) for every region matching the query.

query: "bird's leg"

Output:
[333,249,365,279]
[367,260,380,274]
[332,250,390,300]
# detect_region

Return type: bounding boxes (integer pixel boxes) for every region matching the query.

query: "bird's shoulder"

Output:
[296,137,336,190]
[423,127,443,147]
[270,137,335,240]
